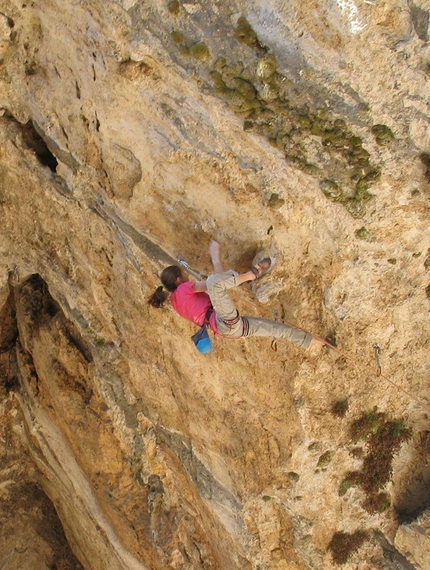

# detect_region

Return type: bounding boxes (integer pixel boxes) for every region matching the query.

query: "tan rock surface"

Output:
[0,0,429,569]
[395,509,430,569]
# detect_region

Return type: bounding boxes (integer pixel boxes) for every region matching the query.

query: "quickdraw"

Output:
[177,255,206,281]
[373,343,382,376]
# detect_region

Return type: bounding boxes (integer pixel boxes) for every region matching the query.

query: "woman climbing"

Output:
[148,241,334,353]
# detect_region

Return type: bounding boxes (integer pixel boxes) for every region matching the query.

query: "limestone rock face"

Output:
[395,509,430,569]
[0,0,429,569]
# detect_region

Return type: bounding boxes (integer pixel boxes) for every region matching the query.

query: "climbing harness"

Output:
[218,312,247,338]
[204,307,214,325]
[222,312,240,328]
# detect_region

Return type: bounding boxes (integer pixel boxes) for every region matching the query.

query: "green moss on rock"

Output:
[190,42,210,61]
[349,447,364,459]
[170,30,184,44]
[214,56,227,71]
[287,157,319,175]
[339,471,361,496]
[275,131,290,150]
[298,115,312,129]
[207,44,380,220]
[224,89,259,115]
[259,81,279,102]
[350,410,385,442]
[331,399,349,418]
[355,227,375,242]
[322,127,349,148]
[363,492,391,514]
[256,54,277,82]
[319,179,343,202]
[179,45,190,57]
[344,198,366,219]
[309,120,326,136]
[232,77,257,100]
[357,169,381,188]
[420,153,430,168]
[354,183,373,202]
[371,124,395,146]
[221,62,245,80]
[328,531,368,565]
[267,193,285,208]
[348,410,412,501]
[360,419,411,494]
[235,16,260,48]
[420,153,430,181]
[317,450,334,468]
[210,70,228,92]
[167,0,180,15]
[334,118,347,129]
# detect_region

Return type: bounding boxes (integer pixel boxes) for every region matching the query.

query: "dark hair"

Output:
[148,265,182,308]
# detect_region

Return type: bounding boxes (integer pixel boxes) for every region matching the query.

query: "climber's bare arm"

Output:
[193,280,208,292]
[192,241,223,293]
[209,241,223,274]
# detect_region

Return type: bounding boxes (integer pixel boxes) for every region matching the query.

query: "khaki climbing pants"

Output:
[206,271,312,349]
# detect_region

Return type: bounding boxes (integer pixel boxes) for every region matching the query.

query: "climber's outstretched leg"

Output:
[242,316,312,348]
[206,241,332,348]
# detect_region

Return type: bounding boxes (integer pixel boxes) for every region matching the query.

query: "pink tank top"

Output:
[170,282,218,332]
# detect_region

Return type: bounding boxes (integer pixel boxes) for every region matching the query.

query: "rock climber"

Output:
[148,241,334,353]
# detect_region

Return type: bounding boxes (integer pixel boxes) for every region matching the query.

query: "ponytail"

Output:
[148,285,169,308]
[148,265,183,308]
